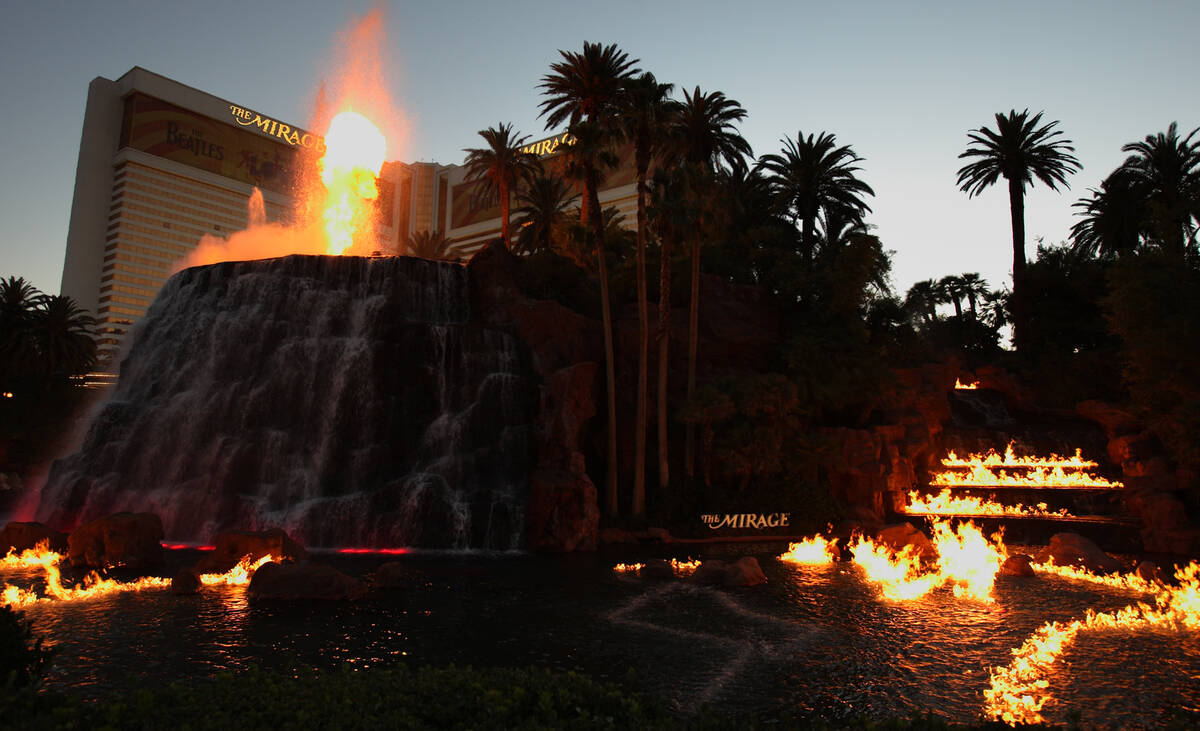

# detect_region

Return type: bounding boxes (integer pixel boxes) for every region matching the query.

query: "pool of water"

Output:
[7,548,1200,728]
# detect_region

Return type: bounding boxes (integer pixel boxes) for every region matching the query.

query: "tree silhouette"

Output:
[30,295,96,384]
[669,86,751,482]
[513,171,578,255]
[463,123,538,250]
[405,230,455,260]
[1070,169,1148,259]
[957,109,1080,352]
[1116,123,1200,259]
[539,42,639,516]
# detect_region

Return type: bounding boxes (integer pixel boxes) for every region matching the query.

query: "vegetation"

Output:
[462,123,539,250]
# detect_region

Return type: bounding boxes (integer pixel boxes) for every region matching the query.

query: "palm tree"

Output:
[462,123,539,250]
[670,86,751,482]
[904,279,940,326]
[959,273,989,320]
[1070,169,1148,259]
[0,276,43,390]
[30,295,96,384]
[513,171,578,255]
[405,230,455,260]
[757,131,875,271]
[957,109,1080,351]
[937,275,966,318]
[616,72,676,517]
[1115,122,1200,258]
[539,42,639,517]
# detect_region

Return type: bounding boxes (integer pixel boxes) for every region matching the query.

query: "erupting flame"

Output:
[984,561,1200,724]
[930,443,1121,490]
[778,535,839,565]
[850,519,1007,602]
[955,378,979,389]
[904,489,1072,519]
[1,547,276,607]
[318,110,386,255]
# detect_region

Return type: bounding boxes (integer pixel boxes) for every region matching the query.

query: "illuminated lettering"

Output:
[701,512,791,531]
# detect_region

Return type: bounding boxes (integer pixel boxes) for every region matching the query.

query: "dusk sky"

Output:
[2,0,1197,300]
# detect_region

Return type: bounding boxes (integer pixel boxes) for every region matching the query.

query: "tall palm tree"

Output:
[539,42,639,516]
[405,229,455,260]
[904,279,940,326]
[670,86,751,482]
[462,123,539,250]
[757,131,875,271]
[616,72,676,517]
[30,295,96,384]
[1070,169,1148,259]
[1116,122,1200,258]
[0,276,44,390]
[937,275,966,318]
[959,272,989,320]
[513,171,578,255]
[957,109,1080,352]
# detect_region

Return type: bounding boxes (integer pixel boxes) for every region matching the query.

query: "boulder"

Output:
[1033,533,1124,574]
[1135,560,1169,587]
[1107,432,1158,468]
[599,527,636,545]
[0,521,68,554]
[877,522,937,559]
[525,457,599,552]
[68,512,163,569]
[374,561,407,590]
[1128,492,1195,554]
[999,554,1035,577]
[247,562,367,601]
[171,569,201,595]
[690,557,767,587]
[193,528,308,574]
[1076,400,1140,439]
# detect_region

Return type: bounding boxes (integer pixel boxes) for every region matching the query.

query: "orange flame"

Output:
[955,378,979,389]
[930,443,1121,490]
[778,535,839,565]
[612,563,644,574]
[319,111,386,255]
[199,554,277,586]
[984,561,1200,724]
[850,519,1007,602]
[903,489,1072,519]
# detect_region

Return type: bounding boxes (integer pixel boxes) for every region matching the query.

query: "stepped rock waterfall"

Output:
[36,255,538,549]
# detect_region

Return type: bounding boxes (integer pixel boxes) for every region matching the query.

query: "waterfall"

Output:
[36,254,537,550]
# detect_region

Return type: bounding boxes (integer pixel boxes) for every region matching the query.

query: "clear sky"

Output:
[2,0,1197,300]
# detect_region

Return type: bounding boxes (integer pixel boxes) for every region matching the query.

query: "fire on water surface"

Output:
[0,542,276,607]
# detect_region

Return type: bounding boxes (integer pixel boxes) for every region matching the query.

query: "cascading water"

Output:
[35,255,537,549]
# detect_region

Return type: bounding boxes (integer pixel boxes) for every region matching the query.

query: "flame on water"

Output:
[849,519,1007,602]
[612,559,701,576]
[1,547,275,607]
[930,443,1121,490]
[319,111,386,255]
[984,561,1200,724]
[778,535,839,565]
[955,378,979,389]
[1031,559,1159,594]
[613,563,644,573]
[904,489,1072,519]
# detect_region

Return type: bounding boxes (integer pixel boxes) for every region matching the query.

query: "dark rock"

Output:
[68,512,163,569]
[0,522,68,554]
[640,559,675,580]
[690,557,766,587]
[194,528,308,574]
[1033,533,1124,574]
[599,528,636,545]
[999,554,1035,577]
[645,527,672,543]
[877,522,937,559]
[171,569,201,595]
[1127,492,1195,554]
[525,456,598,553]
[374,561,407,589]
[247,561,367,601]
[1135,560,1169,586]
[1076,400,1140,439]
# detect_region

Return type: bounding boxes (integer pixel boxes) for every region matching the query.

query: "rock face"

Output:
[247,561,367,601]
[37,254,538,551]
[1034,532,1124,574]
[374,561,407,589]
[999,554,1036,577]
[876,522,937,559]
[690,557,767,587]
[194,528,309,574]
[171,569,200,595]
[67,512,163,569]
[0,522,68,554]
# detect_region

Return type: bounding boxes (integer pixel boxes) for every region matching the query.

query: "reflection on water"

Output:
[6,549,1199,727]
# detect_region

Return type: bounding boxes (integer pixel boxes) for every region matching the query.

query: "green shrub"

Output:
[0,605,51,689]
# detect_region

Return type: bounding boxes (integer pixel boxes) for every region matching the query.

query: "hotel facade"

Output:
[61,68,637,365]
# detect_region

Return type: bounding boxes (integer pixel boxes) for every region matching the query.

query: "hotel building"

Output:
[60,68,636,366]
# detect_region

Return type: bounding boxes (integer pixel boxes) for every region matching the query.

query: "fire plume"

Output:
[850,519,1007,602]
[778,535,839,565]
[904,489,1071,519]
[0,541,63,570]
[319,111,386,255]
[984,561,1200,724]
[199,554,277,586]
[955,378,979,389]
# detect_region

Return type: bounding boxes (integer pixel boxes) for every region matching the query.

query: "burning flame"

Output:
[984,561,1200,724]
[612,559,701,576]
[1,546,276,607]
[955,378,979,389]
[613,563,644,573]
[319,111,386,255]
[778,535,839,565]
[904,489,1071,519]
[849,519,1007,602]
[930,443,1121,490]
[1031,560,1158,594]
